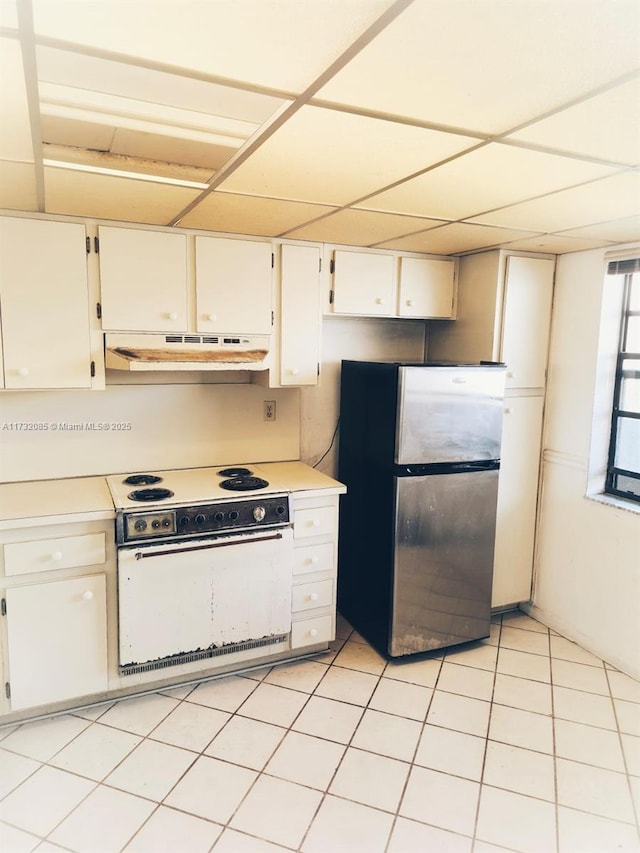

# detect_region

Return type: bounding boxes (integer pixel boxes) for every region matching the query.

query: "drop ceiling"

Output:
[1,0,638,255]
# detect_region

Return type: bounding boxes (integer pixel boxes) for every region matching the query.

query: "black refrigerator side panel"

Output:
[337,361,398,655]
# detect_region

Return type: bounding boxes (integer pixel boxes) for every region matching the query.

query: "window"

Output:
[605,258,640,503]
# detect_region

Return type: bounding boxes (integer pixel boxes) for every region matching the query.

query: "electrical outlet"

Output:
[264,400,276,422]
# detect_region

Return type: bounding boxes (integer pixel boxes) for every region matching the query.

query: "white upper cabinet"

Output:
[398,257,456,319]
[330,249,456,319]
[279,244,321,386]
[0,217,93,389]
[501,256,555,389]
[195,236,273,335]
[98,226,188,332]
[331,250,395,316]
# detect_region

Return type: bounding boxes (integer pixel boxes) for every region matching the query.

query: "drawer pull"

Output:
[18,367,29,377]
[308,592,319,602]
[52,551,63,561]
[309,628,318,638]
[311,519,321,527]
[309,555,319,565]
[82,591,94,601]
[168,312,179,321]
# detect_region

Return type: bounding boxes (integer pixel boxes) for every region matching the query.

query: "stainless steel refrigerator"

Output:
[337,360,506,657]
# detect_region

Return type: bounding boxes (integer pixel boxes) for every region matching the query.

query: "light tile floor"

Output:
[1,610,639,853]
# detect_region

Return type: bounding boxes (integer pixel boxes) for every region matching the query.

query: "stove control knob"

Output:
[195,513,206,524]
[276,505,286,516]
[253,506,266,522]
[134,519,147,532]
[229,510,240,521]
[178,516,190,527]
[162,518,171,527]
[151,519,161,529]
[214,511,225,522]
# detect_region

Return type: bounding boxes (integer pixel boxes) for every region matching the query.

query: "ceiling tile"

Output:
[36,47,286,122]
[285,207,445,245]
[43,167,201,223]
[31,0,396,92]
[470,171,640,232]
[179,191,336,236]
[358,143,616,220]
[0,38,34,161]
[0,1,18,28]
[375,222,541,255]
[221,105,477,205]
[0,161,39,211]
[555,217,640,245]
[501,234,617,254]
[507,75,640,166]
[316,0,640,134]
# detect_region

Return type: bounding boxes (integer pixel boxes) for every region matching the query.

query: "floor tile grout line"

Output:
[295,626,391,852]
[379,648,445,853]
[469,611,504,852]
[603,662,640,839]
[547,611,561,853]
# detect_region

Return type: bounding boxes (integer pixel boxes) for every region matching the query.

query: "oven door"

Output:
[118,526,293,671]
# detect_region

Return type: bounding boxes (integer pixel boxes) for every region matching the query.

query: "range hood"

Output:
[105,332,270,372]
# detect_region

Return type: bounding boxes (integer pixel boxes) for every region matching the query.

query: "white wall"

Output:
[532,246,640,679]
[0,377,300,482]
[300,316,426,475]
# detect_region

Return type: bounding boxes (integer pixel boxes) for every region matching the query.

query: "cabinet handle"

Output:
[310,555,319,565]
[311,519,321,527]
[168,312,179,321]
[406,299,414,307]
[507,371,515,379]
[309,628,318,638]
[52,551,63,561]
[82,590,94,601]
[17,367,29,377]
[504,407,512,415]
[375,297,385,305]
[205,313,217,322]
[290,368,300,376]
[308,592,319,602]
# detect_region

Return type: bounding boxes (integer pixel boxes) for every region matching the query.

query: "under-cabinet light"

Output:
[43,159,210,189]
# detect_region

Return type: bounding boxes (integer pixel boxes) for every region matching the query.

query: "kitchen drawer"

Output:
[4,533,106,577]
[291,614,333,648]
[293,506,336,539]
[293,543,334,576]
[292,578,333,612]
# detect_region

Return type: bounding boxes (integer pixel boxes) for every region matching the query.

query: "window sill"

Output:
[586,492,640,515]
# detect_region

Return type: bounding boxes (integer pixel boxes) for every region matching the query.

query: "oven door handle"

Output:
[134,531,284,560]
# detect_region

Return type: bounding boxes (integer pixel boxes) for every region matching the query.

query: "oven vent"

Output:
[119,633,288,676]
[165,335,183,342]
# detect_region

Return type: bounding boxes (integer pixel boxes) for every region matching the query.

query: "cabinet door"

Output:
[0,217,92,389]
[398,257,455,318]
[5,574,108,710]
[280,244,320,386]
[195,237,272,334]
[99,226,188,332]
[492,395,544,608]
[501,257,555,389]
[332,250,395,316]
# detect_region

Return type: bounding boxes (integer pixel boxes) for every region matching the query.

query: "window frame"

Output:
[605,259,640,504]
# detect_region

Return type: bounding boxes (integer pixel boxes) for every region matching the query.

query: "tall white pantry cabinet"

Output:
[428,250,555,609]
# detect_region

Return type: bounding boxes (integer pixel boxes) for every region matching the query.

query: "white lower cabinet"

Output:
[290,495,339,649]
[492,395,545,608]
[0,521,113,716]
[5,574,108,710]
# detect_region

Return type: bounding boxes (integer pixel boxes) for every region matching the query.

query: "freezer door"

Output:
[390,469,499,656]
[396,366,505,464]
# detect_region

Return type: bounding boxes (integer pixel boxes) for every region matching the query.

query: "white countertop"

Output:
[0,476,115,528]
[0,462,345,528]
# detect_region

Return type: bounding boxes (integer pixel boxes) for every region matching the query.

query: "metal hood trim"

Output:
[104,332,270,372]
